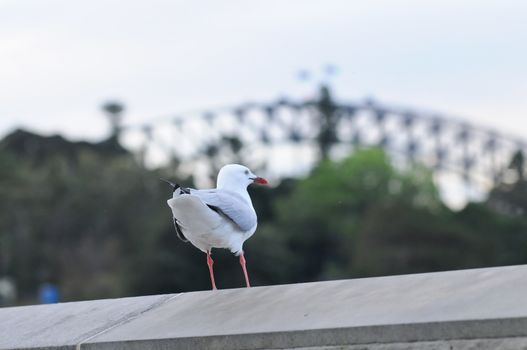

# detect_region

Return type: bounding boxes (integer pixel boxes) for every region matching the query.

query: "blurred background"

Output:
[1,0,527,306]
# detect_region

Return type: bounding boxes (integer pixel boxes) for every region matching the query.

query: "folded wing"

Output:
[190,189,257,232]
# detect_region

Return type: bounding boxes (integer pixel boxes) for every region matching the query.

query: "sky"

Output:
[1,0,527,142]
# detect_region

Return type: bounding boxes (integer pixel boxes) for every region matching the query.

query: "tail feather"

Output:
[160,178,180,193]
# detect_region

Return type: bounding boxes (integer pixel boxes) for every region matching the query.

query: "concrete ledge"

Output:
[1,265,527,350]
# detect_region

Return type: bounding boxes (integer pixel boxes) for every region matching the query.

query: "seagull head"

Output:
[217,164,268,190]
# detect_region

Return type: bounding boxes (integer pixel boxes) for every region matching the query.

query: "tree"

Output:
[260,148,525,282]
[487,150,527,216]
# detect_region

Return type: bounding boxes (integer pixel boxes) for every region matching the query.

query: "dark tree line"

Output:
[0,129,526,306]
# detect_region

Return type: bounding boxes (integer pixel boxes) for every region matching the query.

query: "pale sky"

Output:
[1,0,527,142]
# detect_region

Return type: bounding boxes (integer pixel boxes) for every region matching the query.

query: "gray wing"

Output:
[189,189,257,231]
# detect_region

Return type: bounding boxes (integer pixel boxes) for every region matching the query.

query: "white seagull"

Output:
[163,164,268,290]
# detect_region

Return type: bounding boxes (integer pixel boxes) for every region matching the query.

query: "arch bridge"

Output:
[119,86,527,204]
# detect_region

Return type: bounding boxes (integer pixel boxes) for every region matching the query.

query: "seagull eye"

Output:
[244,170,249,175]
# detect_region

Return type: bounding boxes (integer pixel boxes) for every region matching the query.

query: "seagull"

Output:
[163,164,268,290]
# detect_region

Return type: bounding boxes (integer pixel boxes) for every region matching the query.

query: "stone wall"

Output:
[1,265,527,350]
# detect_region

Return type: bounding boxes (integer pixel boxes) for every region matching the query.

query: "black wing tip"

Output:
[160,178,180,192]
[206,204,221,214]
[173,218,189,242]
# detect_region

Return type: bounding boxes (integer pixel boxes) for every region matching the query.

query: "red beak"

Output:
[253,176,268,185]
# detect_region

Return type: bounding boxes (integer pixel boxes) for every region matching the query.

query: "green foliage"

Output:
[258,148,527,282]
[1,138,526,306]
[0,147,184,302]
[263,149,443,282]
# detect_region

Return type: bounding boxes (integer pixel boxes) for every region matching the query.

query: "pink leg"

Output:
[207,250,217,290]
[239,253,251,288]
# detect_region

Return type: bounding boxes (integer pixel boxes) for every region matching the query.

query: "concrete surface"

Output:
[293,338,527,349]
[0,294,178,349]
[1,265,527,350]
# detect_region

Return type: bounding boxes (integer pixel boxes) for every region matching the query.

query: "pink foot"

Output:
[207,250,217,290]
[239,253,251,288]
